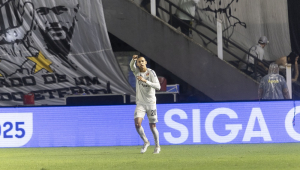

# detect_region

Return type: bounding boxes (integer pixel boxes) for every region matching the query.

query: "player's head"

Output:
[268,63,279,75]
[136,56,147,70]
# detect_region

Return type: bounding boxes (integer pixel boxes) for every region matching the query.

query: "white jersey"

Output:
[130,59,161,105]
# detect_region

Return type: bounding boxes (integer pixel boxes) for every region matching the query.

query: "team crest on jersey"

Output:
[146,72,149,77]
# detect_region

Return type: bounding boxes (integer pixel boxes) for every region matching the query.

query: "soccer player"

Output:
[130,55,161,154]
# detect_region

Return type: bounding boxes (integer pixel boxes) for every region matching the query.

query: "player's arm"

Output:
[145,70,161,91]
[130,55,138,74]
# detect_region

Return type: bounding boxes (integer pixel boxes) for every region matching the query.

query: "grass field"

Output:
[1,143,300,170]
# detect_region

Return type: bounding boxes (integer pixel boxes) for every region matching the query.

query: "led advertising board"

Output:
[0,101,299,147]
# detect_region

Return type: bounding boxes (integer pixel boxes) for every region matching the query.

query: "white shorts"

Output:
[134,104,158,123]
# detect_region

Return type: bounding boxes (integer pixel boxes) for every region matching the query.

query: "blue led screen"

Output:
[0,101,300,147]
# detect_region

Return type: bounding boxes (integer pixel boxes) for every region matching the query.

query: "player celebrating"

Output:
[130,55,161,154]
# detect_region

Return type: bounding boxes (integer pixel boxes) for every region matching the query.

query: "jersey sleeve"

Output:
[145,69,161,91]
[130,59,138,76]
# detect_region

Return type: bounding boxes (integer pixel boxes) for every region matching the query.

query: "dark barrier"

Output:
[65,94,130,105]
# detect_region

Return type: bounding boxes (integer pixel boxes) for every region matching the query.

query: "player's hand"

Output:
[295,56,299,64]
[137,76,146,82]
[133,55,138,61]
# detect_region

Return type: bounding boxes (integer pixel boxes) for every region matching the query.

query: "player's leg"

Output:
[146,105,160,154]
[134,117,148,143]
[135,118,150,153]
[134,105,150,153]
[149,123,160,154]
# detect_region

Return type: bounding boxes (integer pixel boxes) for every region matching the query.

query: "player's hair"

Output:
[137,56,146,60]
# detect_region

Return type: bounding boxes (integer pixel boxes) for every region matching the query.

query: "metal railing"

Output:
[138,0,300,99]
[157,0,269,80]
[158,0,300,99]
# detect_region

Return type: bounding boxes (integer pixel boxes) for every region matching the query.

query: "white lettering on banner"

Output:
[193,109,200,143]
[205,108,242,143]
[0,113,33,147]
[164,109,189,144]
[242,108,272,142]
[285,106,300,141]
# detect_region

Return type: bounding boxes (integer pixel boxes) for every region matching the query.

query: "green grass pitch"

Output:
[1,143,300,170]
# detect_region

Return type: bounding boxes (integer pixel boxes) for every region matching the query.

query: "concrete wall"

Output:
[103,0,259,101]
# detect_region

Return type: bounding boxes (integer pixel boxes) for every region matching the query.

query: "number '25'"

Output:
[0,122,25,138]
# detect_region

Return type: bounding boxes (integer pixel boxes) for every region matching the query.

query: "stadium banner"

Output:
[0,0,135,106]
[0,101,300,147]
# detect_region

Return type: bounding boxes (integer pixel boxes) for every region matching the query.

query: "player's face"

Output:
[34,1,79,41]
[137,57,147,69]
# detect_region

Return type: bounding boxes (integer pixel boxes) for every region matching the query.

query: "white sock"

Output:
[151,127,160,147]
[136,126,148,143]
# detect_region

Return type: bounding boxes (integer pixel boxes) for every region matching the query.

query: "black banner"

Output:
[288,0,300,55]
